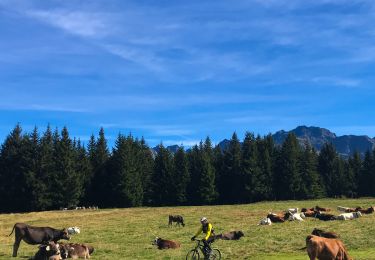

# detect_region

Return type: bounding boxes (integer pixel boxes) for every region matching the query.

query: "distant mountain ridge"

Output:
[272,126,375,157]
[153,126,375,157]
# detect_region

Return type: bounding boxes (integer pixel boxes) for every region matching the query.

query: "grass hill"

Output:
[1,198,375,259]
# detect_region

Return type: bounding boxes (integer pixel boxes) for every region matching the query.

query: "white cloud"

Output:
[26,10,111,37]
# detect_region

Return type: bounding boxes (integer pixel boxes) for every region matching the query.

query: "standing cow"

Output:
[168,215,185,227]
[8,223,70,257]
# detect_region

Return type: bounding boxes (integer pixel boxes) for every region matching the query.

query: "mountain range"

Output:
[153,126,375,158]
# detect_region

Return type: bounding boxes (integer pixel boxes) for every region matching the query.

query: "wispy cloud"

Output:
[311,77,361,88]
[26,10,112,37]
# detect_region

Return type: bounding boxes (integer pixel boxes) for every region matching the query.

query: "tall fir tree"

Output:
[87,128,110,206]
[0,124,34,212]
[298,142,324,199]
[107,134,144,207]
[359,150,373,196]
[318,143,337,197]
[151,144,174,206]
[139,137,154,206]
[172,146,190,205]
[219,132,242,204]
[274,133,302,200]
[348,151,361,198]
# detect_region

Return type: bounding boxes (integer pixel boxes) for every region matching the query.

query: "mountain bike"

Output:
[186,239,221,260]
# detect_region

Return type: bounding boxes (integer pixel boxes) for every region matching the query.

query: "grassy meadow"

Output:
[1,198,375,259]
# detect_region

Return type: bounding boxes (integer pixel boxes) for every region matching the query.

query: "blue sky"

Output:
[1,0,375,148]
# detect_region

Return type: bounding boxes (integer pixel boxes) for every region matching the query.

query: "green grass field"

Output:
[1,198,375,259]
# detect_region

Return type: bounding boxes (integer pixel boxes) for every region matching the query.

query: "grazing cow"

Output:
[356,206,375,214]
[215,231,244,240]
[67,227,80,235]
[59,243,91,259]
[32,241,61,260]
[152,237,180,249]
[258,217,272,225]
[267,213,285,223]
[315,206,331,212]
[337,212,362,220]
[8,223,70,257]
[314,213,336,221]
[306,235,351,260]
[312,228,339,239]
[168,215,185,227]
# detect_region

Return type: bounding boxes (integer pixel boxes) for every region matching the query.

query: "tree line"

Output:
[0,124,374,213]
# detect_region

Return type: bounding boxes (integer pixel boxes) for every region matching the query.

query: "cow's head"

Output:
[40,241,61,256]
[61,228,71,240]
[369,206,375,213]
[152,237,161,246]
[236,231,244,238]
[356,211,362,217]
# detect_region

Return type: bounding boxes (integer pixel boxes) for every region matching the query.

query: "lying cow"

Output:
[267,213,285,223]
[59,243,91,259]
[215,231,244,240]
[285,212,305,221]
[306,235,351,260]
[337,211,362,220]
[258,217,272,225]
[311,228,339,239]
[168,215,185,227]
[315,205,331,212]
[337,206,350,212]
[67,227,80,235]
[152,237,180,249]
[32,241,61,260]
[314,212,336,221]
[303,210,317,218]
[8,223,70,257]
[286,208,299,214]
[302,207,315,212]
[356,206,375,214]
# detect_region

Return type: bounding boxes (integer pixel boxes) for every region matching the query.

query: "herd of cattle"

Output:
[158,205,373,259]
[6,204,374,259]
[8,223,94,259]
[258,205,374,224]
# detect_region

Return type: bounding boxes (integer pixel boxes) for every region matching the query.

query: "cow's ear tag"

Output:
[46,246,50,251]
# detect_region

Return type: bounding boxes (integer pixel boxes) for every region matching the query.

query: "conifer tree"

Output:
[318,143,337,197]
[0,124,34,212]
[139,137,154,206]
[173,146,190,205]
[298,143,323,199]
[107,134,144,207]
[87,128,110,206]
[256,135,274,201]
[219,132,242,204]
[274,133,301,200]
[151,144,174,206]
[359,150,373,196]
[348,151,361,198]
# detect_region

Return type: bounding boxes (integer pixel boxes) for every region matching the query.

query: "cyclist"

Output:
[191,217,215,258]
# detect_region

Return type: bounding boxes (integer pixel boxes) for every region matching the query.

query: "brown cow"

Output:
[267,213,285,223]
[356,206,375,214]
[32,241,61,260]
[152,237,180,249]
[215,231,244,240]
[59,243,91,259]
[8,223,70,257]
[312,228,339,239]
[306,235,351,260]
[315,206,331,212]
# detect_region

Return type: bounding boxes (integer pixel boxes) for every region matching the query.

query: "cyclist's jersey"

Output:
[194,223,214,240]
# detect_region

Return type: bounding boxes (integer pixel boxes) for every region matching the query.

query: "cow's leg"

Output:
[12,238,21,257]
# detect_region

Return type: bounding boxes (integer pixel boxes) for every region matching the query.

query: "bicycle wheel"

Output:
[209,249,221,260]
[186,249,200,260]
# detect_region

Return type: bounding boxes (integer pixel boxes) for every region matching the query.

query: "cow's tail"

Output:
[8,224,16,236]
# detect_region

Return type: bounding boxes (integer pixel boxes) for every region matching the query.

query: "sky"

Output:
[1,0,375,148]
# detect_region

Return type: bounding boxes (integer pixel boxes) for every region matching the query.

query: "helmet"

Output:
[200,217,208,223]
